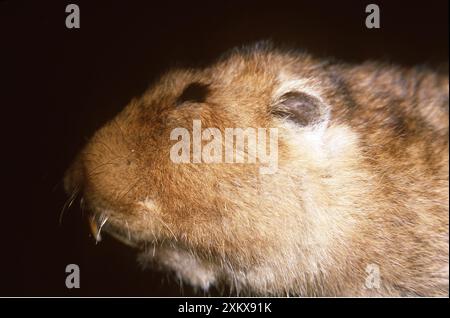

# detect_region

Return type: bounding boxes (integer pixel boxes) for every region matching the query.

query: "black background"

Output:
[1,0,448,296]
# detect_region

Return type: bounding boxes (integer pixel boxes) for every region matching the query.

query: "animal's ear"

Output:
[271,91,330,127]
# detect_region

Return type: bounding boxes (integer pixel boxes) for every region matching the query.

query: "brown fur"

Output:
[65,43,449,296]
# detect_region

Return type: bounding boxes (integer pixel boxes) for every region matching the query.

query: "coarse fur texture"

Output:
[65,43,449,296]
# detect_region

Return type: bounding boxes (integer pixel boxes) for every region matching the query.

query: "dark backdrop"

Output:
[1,0,448,296]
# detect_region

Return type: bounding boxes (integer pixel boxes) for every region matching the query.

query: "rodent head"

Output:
[64,44,363,294]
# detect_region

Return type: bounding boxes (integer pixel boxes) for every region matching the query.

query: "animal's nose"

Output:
[64,156,109,242]
[64,155,85,196]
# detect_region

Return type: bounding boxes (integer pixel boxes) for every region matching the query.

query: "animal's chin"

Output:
[137,245,219,292]
[84,202,221,292]
[87,212,218,291]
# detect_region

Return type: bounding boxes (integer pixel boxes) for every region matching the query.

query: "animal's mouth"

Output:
[81,200,220,292]
[88,213,109,242]
[65,193,163,250]
[87,211,139,248]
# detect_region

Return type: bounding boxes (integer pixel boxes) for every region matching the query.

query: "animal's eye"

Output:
[176,82,210,106]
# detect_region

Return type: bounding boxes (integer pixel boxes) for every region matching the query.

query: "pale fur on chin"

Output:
[138,246,218,291]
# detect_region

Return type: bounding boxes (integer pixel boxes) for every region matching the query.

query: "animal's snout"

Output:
[64,155,85,198]
[64,119,140,201]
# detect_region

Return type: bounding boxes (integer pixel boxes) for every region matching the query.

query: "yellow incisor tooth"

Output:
[89,215,101,242]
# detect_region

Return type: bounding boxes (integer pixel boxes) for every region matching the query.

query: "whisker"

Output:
[96,214,109,243]
[79,197,86,217]
[113,118,133,148]
[147,211,178,242]
[96,140,121,159]
[84,161,118,179]
[117,177,144,201]
[59,186,80,225]
[125,220,132,241]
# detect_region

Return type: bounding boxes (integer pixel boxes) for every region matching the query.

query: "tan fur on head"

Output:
[65,43,449,296]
